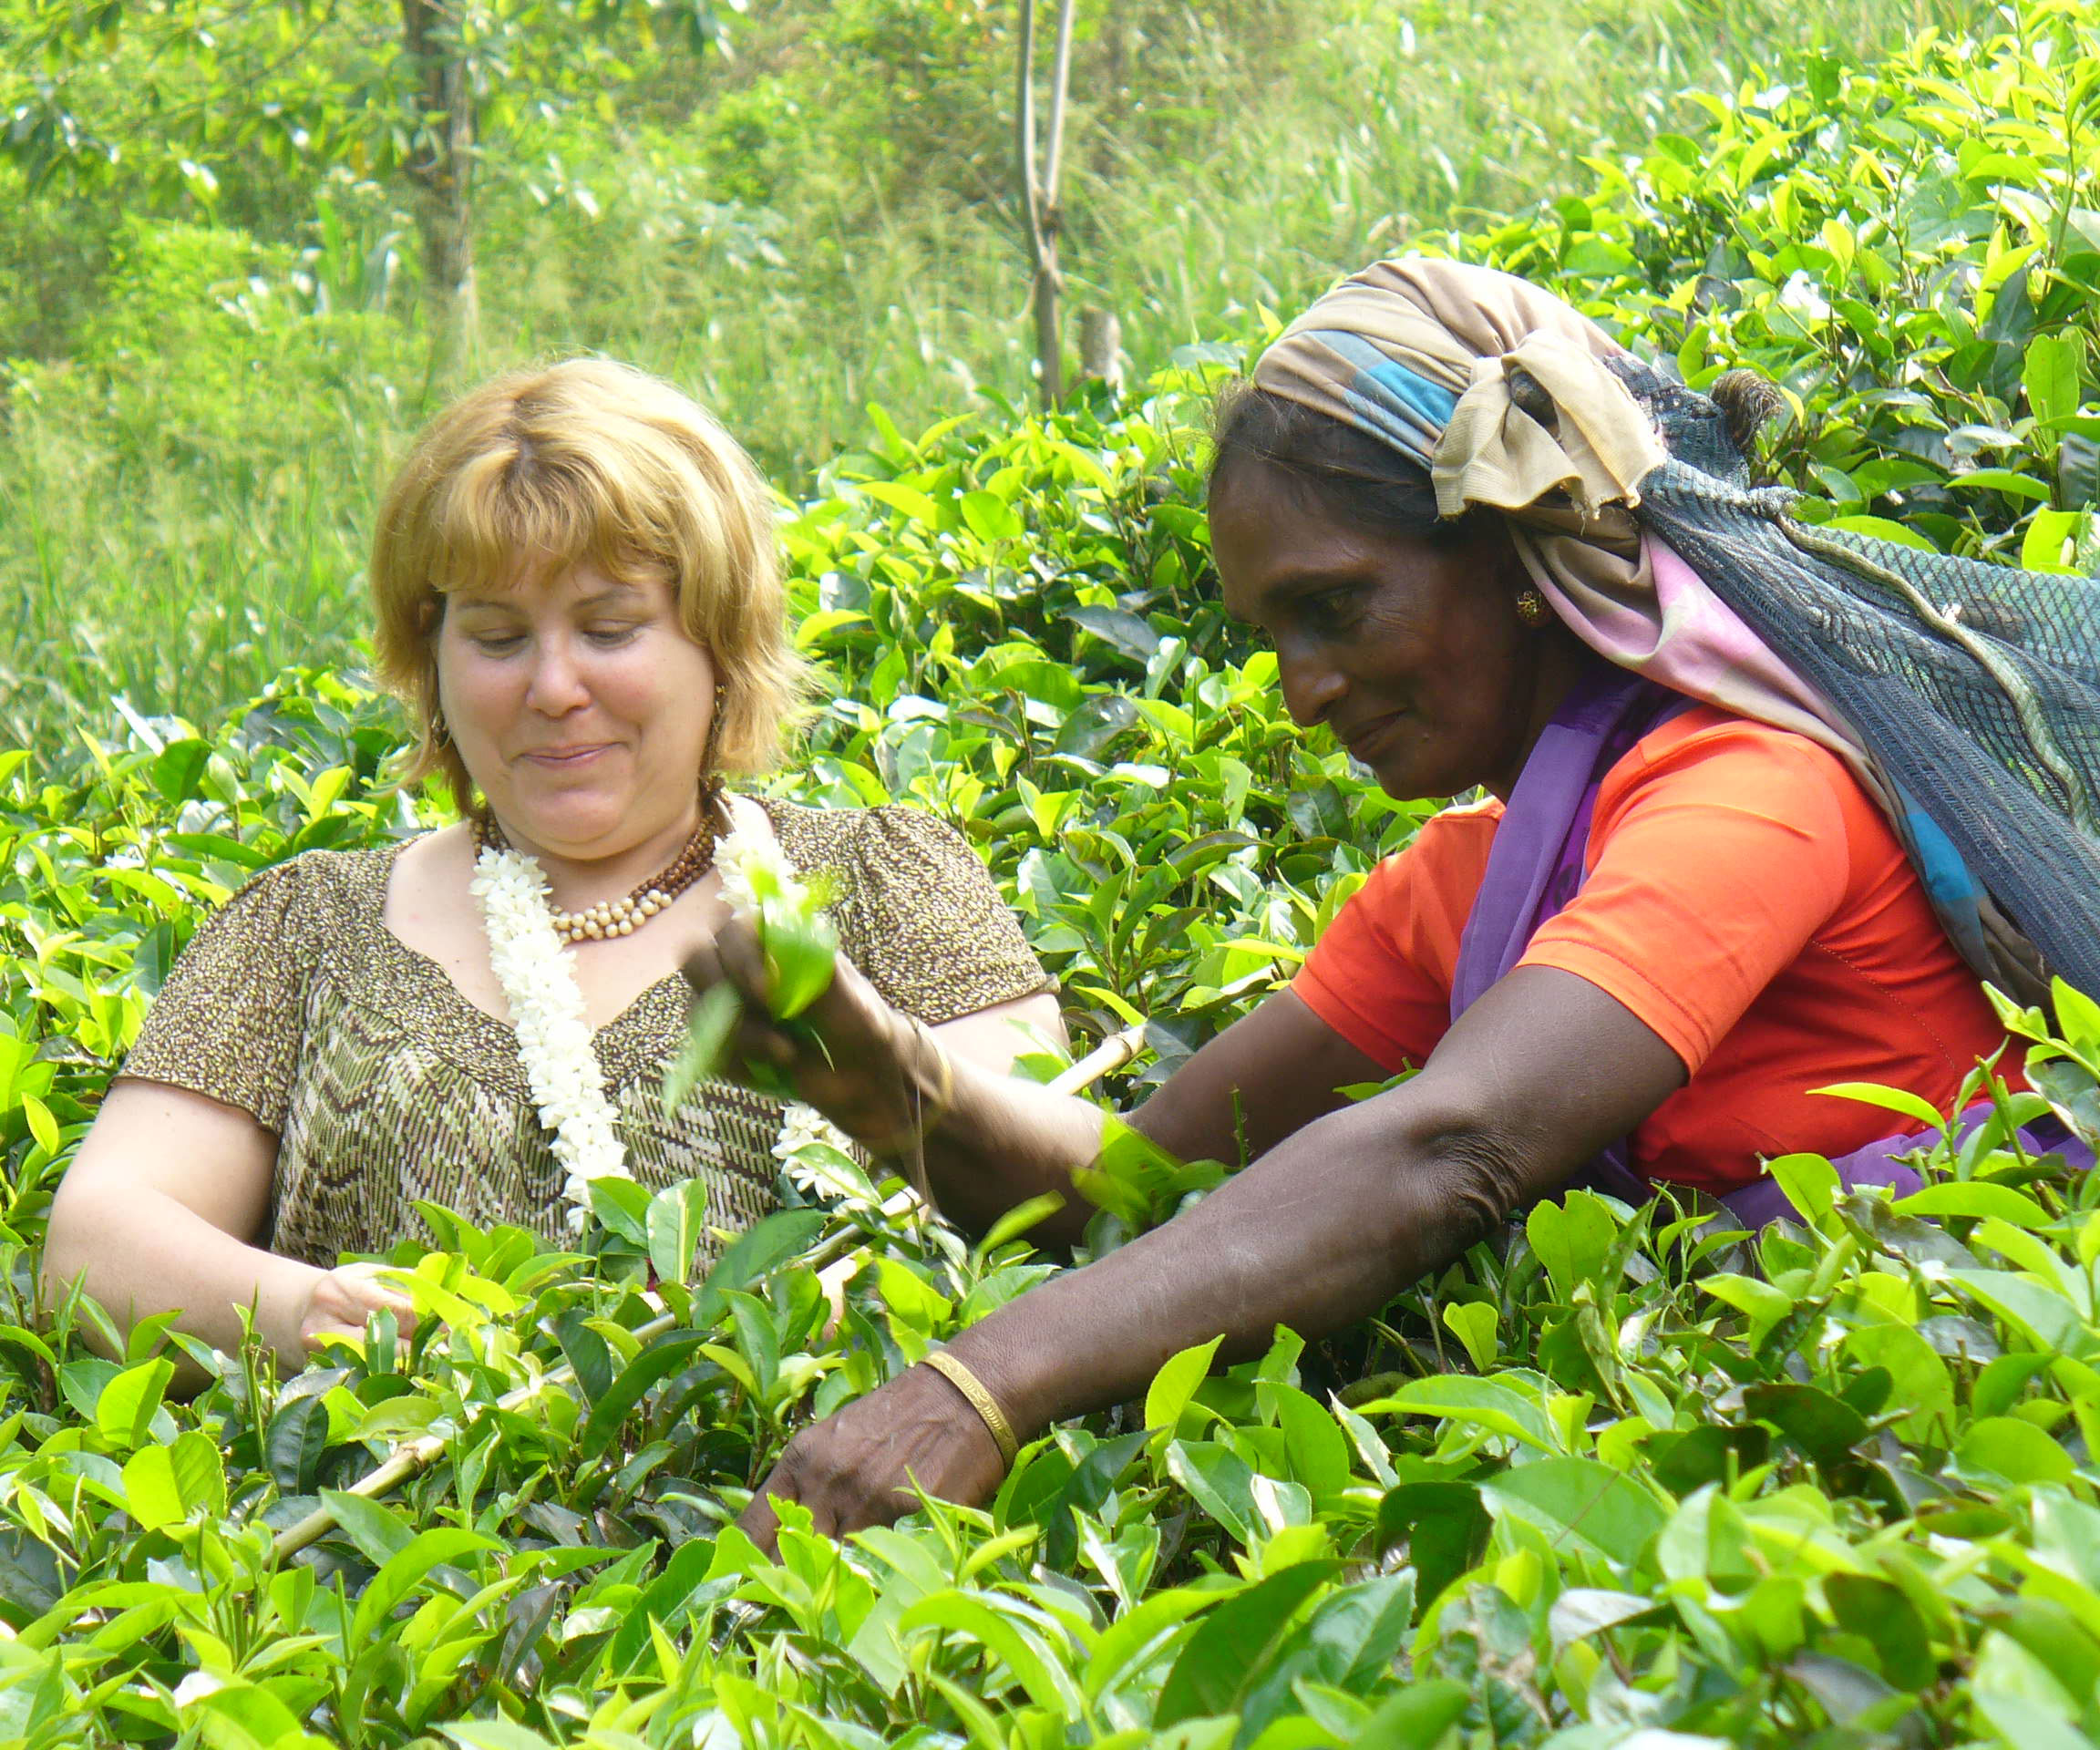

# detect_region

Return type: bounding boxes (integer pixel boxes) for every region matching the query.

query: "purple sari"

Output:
[1449,665,2090,1226]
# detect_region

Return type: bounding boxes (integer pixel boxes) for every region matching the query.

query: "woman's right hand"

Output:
[682,915,939,1149]
[737,1361,1012,1552]
[293,1261,419,1356]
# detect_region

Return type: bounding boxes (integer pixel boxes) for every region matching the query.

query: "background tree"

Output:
[0,0,1982,750]
[398,0,483,357]
[3,0,737,353]
[1015,0,1078,405]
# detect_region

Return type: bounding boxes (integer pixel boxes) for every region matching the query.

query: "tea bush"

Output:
[1429,0,2100,570]
[10,4,2100,1745]
[6,674,2100,1748]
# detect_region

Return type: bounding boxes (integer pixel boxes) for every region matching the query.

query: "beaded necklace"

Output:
[471,797,721,944]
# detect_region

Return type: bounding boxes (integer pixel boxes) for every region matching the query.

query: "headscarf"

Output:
[1252,257,1877,795]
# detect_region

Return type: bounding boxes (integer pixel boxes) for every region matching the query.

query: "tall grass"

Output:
[0,0,1987,753]
[0,427,374,749]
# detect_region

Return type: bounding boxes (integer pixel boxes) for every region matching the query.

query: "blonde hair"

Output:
[370,357,809,804]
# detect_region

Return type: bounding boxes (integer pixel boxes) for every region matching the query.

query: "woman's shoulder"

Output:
[147,841,407,1010]
[211,842,402,932]
[1630,703,1853,776]
[751,795,1051,1023]
[1612,704,1868,821]
[1598,704,1879,875]
[122,842,408,1130]
[758,797,989,890]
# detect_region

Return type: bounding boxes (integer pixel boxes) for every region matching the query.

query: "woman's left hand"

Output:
[685,915,933,1144]
[736,1363,1008,1554]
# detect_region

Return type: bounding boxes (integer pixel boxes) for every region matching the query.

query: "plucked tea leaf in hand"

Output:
[663,982,741,1116]
[760,900,838,1020]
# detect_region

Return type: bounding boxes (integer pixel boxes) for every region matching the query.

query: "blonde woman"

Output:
[46,360,1059,1368]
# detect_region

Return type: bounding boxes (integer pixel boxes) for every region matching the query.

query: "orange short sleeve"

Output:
[1292,705,2010,1197]
[1517,722,1854,1074]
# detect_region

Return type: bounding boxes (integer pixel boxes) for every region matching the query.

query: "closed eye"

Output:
[1300,586,1362,633]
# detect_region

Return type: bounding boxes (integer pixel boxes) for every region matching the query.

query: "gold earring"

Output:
[433,709,453,748]
[1516,589,1550,628]
[701,682,725,774]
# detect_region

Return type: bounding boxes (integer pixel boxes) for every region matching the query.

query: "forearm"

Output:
[904,1055,1109,1242]
[941,1093,1511,1435]
[44,1184,322,1364]
[901,989,1386,1242]
[737,972,1687,1552]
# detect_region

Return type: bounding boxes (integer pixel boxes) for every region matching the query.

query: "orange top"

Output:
[1292,705,2019,1196]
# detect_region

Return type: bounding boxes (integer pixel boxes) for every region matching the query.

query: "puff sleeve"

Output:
[820,806,1056,1025]
[118,856,322,1131]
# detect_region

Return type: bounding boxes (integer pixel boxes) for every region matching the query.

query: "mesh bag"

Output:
[1614,358,2100,1005]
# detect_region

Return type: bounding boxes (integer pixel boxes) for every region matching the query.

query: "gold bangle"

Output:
[921,1350,1019,1467]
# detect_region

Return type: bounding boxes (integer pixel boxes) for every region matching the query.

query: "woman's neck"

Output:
[483,794,715,911]
[1482,633,1601,803]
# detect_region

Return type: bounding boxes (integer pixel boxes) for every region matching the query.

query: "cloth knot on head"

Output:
[1433,330,1667,524]
[1252,257,1666,526]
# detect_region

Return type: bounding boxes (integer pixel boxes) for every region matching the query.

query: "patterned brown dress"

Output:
[120,798,1053,1264]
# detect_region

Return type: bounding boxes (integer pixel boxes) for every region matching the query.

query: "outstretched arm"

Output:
[736,964,1685,1548]
[685,922,1388,1245]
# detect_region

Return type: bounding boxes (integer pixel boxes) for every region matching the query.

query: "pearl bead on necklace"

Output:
[472,802,720,945]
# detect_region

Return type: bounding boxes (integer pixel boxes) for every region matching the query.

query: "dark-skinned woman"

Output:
[685,258,2100,1549]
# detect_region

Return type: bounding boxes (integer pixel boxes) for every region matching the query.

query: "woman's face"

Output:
[1210,461,1554,802]
[436,562,716,860]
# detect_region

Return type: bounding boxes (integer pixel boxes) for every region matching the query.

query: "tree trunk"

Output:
[1017,0,1077,408]
[1034,230,1064,407]
[400,0,479,366]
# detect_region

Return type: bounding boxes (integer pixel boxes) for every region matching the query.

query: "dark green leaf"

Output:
[1154,1559,1339,1726]
[1742,1382,1870,1467]
[1647,1424,1770,1496]
[1376,1482,1488,1610]
[1826,1573,1935,1690]
[1065,606,1160,662]
[1053,692,1140,759]
[265,1396,331,1493]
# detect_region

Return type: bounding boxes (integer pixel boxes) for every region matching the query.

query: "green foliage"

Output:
[8,350,2100,1750]
[15,3,2100,1743]
[6,700,2100,1742]
[4,0,731,213]
[0,671,414,1240]
[1425,0,2100,564]
[15,216,412,464]
[0,0,1987,756]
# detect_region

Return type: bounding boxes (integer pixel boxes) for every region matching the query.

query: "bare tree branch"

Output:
[1015,0,1043,252]
[1042,0,1076,211]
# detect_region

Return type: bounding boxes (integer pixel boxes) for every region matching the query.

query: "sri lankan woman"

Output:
[687,259,2100,1544]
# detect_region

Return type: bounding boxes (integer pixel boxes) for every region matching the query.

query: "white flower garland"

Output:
[714,814,815,921]
[471,842,632,1225]
[776,1096,856,1160]
[472,806,846,1230]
